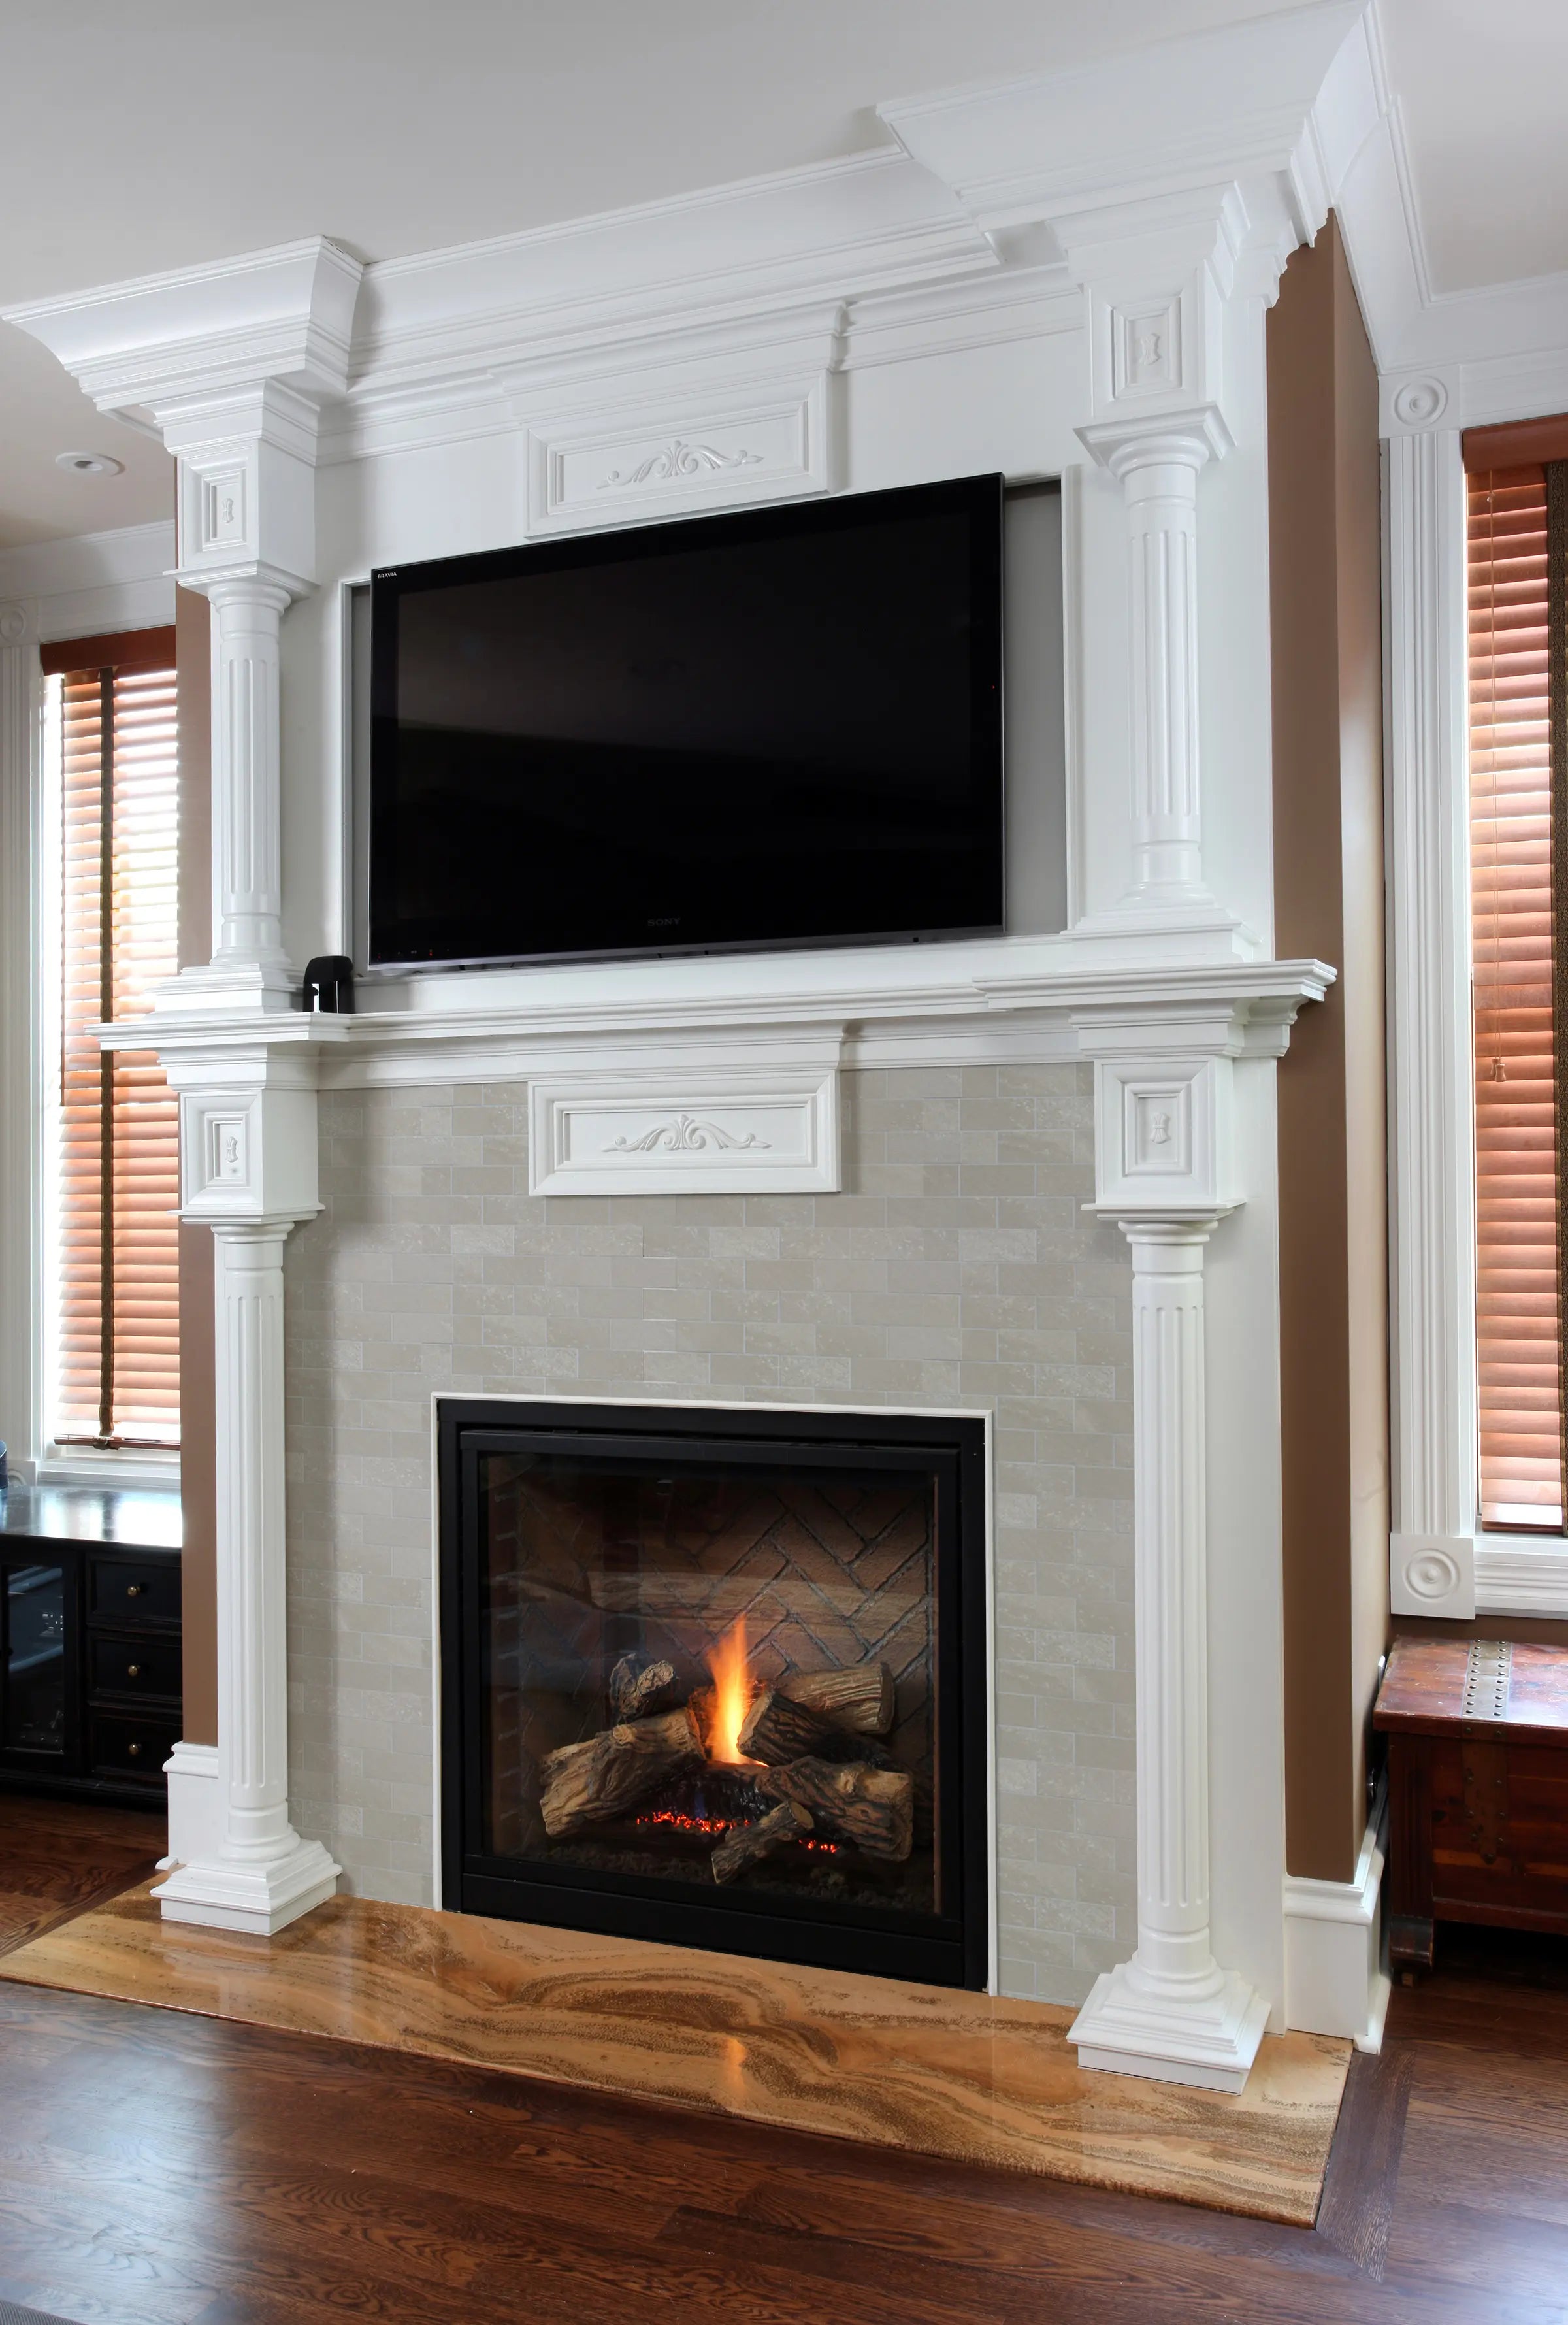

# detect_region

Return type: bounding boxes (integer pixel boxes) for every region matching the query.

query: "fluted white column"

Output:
[1089,418,1230,915]
[153,1218,338,1932]
[209,578,291,976]
[1119,440,1205,903]
[1069,1216,1267,2091]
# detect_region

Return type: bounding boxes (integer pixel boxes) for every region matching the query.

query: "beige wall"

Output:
[1267,213,1390,1883]
[283,1064,1136,2003]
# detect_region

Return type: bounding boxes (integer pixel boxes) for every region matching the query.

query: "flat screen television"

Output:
[368,472,1004,971]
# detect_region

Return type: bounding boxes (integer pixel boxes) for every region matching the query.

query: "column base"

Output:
[1066,902,1262,963]
[152,1837,341,1936]
[1068,1960,1269,2094]
[154,958,297,1015]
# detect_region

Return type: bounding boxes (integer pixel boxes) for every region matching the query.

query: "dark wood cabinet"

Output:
[1,1483,182,1807]
[1374,1635,1568,1970]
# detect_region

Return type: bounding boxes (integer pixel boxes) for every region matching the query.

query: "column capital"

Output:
[179,564,307,614]
[1107,1212,1232,1249]
[1077,404,1233,480]
[5,239,361,602]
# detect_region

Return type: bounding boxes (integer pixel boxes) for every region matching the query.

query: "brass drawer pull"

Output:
[127,1742,141,1757]
[125,1583,142,1598]
[126,1664,141,1679]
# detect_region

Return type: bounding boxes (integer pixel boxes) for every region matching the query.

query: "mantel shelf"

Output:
[97,940,1335,1084]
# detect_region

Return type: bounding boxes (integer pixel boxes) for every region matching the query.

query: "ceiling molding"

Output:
[877,3,1365,239]
[1322,2,1568,404]
[0,518,175,643]
[351,150,995,386]
[8,5,1565,470]
[2,239,363,428]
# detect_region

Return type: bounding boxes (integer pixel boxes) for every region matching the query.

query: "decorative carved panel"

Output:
[527,1069,840,1196]
[524,374,832,535]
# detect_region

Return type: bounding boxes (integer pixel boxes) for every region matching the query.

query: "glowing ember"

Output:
[705,1614,754,1764]
[638,1807,731,1837]
[631,1805,840,1855]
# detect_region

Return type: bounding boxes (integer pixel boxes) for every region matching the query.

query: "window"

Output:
[42,631,180,1453]
[1467,425,1568,1528]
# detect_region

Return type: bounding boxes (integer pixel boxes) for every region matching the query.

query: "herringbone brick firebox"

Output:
[438,1398,990,1985]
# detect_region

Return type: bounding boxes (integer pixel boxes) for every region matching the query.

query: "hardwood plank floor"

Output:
[0,1793,164,1956]
[0,1798,1564,2322]
[0,1882,1348,2224]
[0,1938,1560,2323]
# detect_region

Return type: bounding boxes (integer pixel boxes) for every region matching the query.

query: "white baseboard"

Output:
[1282,1803,1391,2053]
[157,1738,220,1871]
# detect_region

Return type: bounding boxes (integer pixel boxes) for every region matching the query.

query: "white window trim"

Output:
[0,610,44,1485]
[1385,400,1568,1620]
[0,525,176,1486]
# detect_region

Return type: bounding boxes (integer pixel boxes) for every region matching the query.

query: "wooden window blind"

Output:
[1469,466,1556,1521]
[46,632,180,1449]
[1467,451,1564,1525]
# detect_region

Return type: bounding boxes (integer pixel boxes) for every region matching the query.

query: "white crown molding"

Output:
[351,150,992,387]
[3,238,363,430]
[0,519,176,644]
[1317,4,1568,407]
[3,12,1563,474]
[877,5,1364,240]
[842,263,1080,375]
[321,150,1000,461]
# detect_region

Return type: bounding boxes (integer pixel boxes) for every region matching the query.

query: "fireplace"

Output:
[437,1400,989,1987]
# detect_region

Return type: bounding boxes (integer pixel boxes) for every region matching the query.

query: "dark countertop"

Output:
[0,1480,182,1551]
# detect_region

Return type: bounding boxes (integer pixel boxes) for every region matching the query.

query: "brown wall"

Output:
[175,585,218,1745]
[1268,214,1390,1883]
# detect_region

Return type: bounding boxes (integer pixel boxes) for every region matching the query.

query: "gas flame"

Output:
[706,1615,753,1764]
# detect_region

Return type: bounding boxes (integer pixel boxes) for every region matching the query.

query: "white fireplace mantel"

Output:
[10,3,1400,2084]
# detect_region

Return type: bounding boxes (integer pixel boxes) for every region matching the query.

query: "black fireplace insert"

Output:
[437,1399,989,1987]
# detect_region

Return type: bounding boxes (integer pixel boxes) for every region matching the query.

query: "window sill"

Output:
[38,1451,180,1492]
[1475,1530,1568,1621]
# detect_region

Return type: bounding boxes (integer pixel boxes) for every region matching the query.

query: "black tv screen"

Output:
[368,474,1004,970]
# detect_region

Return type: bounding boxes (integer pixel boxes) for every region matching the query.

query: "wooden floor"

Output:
[0,1881,1348,2224]
[0,1791,165,1956]
[0,1804,1564,2323]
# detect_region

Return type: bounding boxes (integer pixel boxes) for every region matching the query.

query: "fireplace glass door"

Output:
[441,1403,987,1987]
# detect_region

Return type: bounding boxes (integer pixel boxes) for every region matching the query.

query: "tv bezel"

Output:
[365,472,1005,976]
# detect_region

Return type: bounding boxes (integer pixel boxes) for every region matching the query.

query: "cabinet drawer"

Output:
[89,1556,180,1627]
[89,1710,180,1784]
[90,1634,182,1704]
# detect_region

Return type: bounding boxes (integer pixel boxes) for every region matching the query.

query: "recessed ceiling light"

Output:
[56,450,124,476]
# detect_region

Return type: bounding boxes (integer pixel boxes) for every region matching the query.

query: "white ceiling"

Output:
[1,0,1562,548]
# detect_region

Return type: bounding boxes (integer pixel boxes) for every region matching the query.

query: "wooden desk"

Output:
[1373,1635,1568,1969]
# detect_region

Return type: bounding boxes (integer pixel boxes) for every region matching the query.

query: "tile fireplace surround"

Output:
[2,4,1423,2092]
[289,1066,1115,1995]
